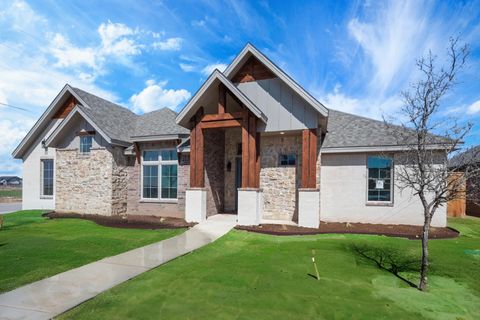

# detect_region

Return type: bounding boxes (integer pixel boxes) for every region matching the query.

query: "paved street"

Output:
[0,202,21,214]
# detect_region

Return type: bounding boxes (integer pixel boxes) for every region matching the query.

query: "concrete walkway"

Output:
[0,214,237,320]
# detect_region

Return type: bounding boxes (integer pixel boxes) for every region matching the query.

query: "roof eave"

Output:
[130,134,189,142]
[321,144,452,154]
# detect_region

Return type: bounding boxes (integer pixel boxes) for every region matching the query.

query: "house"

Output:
[448,146,480,217]
[0,176,22,186]
[12,43,447,227]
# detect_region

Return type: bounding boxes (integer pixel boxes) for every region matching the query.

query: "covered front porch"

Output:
[178,71,320,227]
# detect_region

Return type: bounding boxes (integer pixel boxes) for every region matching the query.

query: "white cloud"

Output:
[50,34,97,69]
[130,80,191,113]
[467,100,480,114]
[153,37,183,51]
[323,85,361,114]
[347,1,437,96]
[49,20,142,74]
[98,21,141,56]
[201,63,227,76]
[98,20,135,47]
[0,119,31,152]
[179,63,195,72]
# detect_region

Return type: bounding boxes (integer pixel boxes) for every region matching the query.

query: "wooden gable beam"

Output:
[201,112,243,122]
[200,119,242,129]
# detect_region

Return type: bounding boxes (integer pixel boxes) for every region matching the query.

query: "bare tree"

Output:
[386,38,479,291]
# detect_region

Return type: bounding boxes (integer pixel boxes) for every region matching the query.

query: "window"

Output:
[41,159,54,197]
[161,165,177,199]
[367,156,393,202]
[279,154,296,166]
[80,136,93,154]
[143,166,158,198]
[141,149,178,200]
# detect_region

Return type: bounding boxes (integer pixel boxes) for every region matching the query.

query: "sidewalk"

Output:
[0,214,237,320]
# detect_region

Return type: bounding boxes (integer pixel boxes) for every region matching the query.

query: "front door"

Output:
[234,157,242,212]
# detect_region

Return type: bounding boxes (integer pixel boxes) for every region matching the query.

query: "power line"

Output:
[0,102,31,113]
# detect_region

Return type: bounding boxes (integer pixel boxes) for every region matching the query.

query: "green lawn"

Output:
[60,217,480,320]
[0,210,184,293]
[0,188,21,199]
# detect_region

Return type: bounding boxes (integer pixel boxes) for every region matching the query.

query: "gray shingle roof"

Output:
[134,108,189,138]
[322,109,447,149]
[72,87,137,142]
[71,87,187,143]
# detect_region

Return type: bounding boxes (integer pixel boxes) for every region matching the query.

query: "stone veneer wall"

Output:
[56,147,118,215]
[204,129,225,215]
[111,146,130,215]
[224,128,242,212]
[126,141,188,218]
[260,133,302,221]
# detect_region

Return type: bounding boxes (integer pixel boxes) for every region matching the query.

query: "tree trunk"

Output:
[419,212,432,291]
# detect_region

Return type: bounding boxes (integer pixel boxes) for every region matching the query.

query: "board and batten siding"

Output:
[320,152,447,227]
[22,119,62,210]
[236,78,318,132]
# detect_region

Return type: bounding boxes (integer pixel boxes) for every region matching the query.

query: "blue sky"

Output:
[0,0,479,176]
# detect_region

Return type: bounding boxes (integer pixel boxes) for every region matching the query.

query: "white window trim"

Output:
[365,154,394,206]
[79,135,93,155]
[40,157,54,199]
[140,148,179,202]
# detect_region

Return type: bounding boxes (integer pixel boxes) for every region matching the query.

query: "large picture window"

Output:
[141,149,178,200]
[41,159,54,197]
[367,156,393,202]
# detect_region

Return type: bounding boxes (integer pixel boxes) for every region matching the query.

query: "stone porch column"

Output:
[237,188,263,225]
[185,188,207,223]
[298,188,320,228]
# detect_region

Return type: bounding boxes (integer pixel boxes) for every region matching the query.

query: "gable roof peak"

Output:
[224,43,328,117]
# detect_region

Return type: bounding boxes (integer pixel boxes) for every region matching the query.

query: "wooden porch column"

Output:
[301,128,317,189]
[255,132,261,188]
[241,108,259,188]
[241,108,250,188]
[248,113,257,188]
[190,107,204,188]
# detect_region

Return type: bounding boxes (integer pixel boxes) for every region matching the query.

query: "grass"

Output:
[0,188,21,199]
[0,210,184,293]
[59,217,480,320]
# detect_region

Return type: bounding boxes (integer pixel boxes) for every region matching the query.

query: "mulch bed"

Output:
[236,222,459,239]
[44,212,195,230]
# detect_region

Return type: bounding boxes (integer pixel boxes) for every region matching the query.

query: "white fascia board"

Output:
[175,70,267,127]
[45,106,113,147]
[130,134,188,142]
[12,84,71,158]
[224,43,329,117]
[321,144,450,154]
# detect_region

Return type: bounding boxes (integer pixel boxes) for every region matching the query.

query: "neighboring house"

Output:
[448,146,480,217]
[0,176,22,186]
[12,43,447,227]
